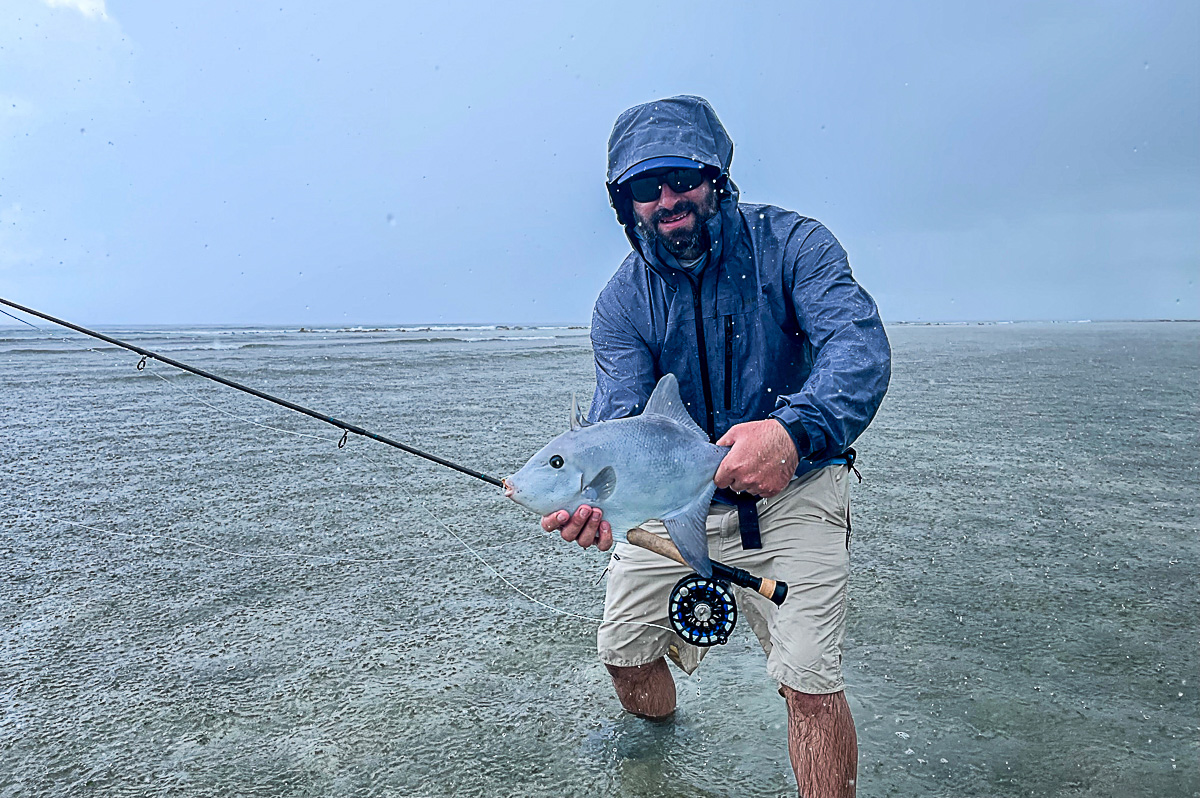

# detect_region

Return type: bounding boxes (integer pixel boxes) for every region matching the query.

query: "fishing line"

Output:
[1,304,39,330]
[0,296,503,487]
[5,305,341,444]
[5,299,671,633]
[2,304,134,367]
[141,363,338,445]
[354,446,673,633]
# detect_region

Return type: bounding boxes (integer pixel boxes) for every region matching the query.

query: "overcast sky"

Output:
[1,0,1196,325]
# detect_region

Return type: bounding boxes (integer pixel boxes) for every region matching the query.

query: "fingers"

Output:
[554,504,604,546]
[558,505,589,542]
[575,506,605,549]
[546,507,611,550]
[597,522,613,551]
[549,506,614,552]
[714,422,743,448]
[713,460,735,490]
[756,481,782,499]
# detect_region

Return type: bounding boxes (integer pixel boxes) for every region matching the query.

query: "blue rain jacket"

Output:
[590,96,891,471]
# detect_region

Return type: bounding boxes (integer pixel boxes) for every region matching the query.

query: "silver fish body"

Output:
[505,374,726,577]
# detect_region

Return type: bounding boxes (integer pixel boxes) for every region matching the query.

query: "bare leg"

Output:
[783,687,858,798]
[606,659,676,720]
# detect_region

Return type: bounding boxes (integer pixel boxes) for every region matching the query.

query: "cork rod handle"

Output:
[625,527,788,607]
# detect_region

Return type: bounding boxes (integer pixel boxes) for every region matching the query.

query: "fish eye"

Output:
[549,455,564,469]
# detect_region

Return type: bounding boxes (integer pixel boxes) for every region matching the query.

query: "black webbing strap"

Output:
[714,448,862,552]
[714,488,762,549]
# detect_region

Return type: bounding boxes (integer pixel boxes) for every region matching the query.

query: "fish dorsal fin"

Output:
[642,373,705,438]
[581,465,617,504]
[570,393,592,430]
[661,481,716,578]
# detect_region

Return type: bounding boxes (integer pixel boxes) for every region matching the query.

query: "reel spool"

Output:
[668,574,737,647]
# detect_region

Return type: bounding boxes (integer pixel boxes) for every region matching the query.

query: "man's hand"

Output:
[714,419,799,498]
[542,505,614,551]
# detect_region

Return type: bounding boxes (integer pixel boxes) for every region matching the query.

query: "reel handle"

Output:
[626,527,788,607]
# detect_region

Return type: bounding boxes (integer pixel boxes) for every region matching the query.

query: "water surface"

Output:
[1,321,1197,797]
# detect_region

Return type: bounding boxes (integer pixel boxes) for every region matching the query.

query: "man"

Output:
[543,95,890,797]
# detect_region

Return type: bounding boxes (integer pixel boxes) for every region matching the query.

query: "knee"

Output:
[606,660,667,695]
[607,660,676,720]
[780,685,844,719]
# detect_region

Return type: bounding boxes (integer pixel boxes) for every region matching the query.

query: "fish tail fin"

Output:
[661,482,715,578]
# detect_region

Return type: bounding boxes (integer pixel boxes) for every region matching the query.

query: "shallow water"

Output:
[1,321,1197,797]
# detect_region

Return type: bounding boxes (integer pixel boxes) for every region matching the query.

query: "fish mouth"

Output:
[502,477,515,499]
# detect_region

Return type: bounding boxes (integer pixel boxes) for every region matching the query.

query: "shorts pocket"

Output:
[759,465,848,530]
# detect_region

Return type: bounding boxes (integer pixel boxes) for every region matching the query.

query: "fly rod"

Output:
[0,296,504,487]
[2,296,787,618]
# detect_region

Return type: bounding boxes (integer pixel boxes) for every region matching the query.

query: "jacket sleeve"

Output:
[769,223,891,460]
[589,283,658,422]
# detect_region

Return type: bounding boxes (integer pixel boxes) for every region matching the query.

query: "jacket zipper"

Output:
[724,315,733,411]
[687,274,716,440]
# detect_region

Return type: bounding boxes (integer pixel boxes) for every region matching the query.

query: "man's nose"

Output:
[658,182,684,206]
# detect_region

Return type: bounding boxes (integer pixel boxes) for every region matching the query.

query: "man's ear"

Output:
[610,184,635,227]
[712,171,729,198]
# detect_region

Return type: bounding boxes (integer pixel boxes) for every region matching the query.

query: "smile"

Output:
[658,210,692,230]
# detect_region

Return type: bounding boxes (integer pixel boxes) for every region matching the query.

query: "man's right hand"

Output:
[542,505,613,551]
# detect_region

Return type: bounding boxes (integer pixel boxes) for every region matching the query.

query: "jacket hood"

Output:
[607,95,734,185]
[605,95,741,276]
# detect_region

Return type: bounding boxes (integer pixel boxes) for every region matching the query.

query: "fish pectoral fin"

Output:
[661,482,715,578]
[584,466,618,503]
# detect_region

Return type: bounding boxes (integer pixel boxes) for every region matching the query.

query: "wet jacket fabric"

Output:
[590,96,891,472]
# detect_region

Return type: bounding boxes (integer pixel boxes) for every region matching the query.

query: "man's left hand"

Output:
[714,419,799,498]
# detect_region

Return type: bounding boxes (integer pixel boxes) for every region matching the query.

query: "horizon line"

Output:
[2,317,1199,332]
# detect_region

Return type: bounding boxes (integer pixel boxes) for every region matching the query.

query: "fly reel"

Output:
[668,574,737,647]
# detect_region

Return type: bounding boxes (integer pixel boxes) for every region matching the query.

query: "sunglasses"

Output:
[625,167,708,203]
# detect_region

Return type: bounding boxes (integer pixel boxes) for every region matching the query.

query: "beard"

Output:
[634,187,720,259]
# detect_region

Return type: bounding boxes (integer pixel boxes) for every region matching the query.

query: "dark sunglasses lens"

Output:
[628,175,662,203]
[626,168,706,203]
[665,168,705,193]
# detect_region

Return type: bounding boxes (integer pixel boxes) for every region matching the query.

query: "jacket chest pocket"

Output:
[719,296,781,427]
[720,307,764,425]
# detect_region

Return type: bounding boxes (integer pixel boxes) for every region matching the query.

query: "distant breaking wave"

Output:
[300,325,587,334]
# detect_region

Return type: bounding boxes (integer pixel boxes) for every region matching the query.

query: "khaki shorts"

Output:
[598,464,852,695]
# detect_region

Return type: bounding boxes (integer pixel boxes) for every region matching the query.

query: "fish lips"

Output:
[502,474,573,518]
[501,476,540,512]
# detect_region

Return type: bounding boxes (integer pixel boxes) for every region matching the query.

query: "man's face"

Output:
[630,174,719,261]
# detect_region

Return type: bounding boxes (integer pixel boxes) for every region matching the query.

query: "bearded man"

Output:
[543,95,891,798]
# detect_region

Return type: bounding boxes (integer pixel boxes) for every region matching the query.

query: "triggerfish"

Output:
[503,373,726,577]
